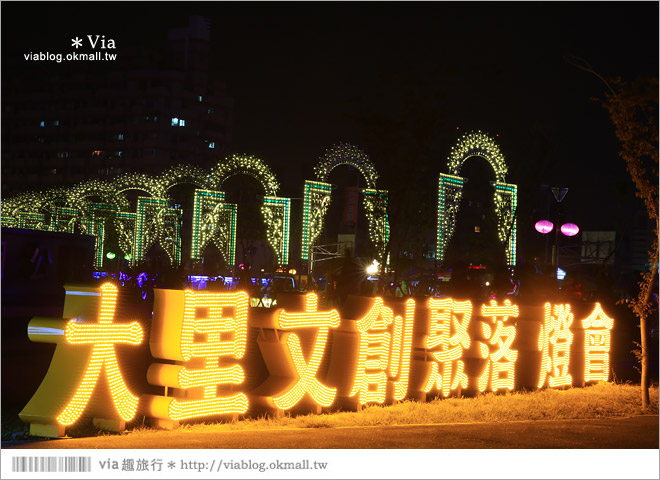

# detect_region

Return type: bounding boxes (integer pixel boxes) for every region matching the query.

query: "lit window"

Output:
[49,168,57,174]
[208,142,215,149]
[171,117,179,126]
[474,226,480,233]
[52,120,60,126]
[39,121,45,127]
[179,119,186,127]
[198,95,203,102]
[116,134,124,140]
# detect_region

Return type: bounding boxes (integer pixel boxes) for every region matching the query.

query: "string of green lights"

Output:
[2,134,516,270]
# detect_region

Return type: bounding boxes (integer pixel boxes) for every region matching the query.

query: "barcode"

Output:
[11,456,91,473]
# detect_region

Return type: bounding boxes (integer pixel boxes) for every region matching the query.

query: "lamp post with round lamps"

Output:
[534,219,580,273]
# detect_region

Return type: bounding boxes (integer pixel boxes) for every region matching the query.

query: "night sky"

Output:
[2,1,658,239]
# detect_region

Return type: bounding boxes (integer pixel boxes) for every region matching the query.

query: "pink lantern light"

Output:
[560,222,580,237]
[535,219,554,234]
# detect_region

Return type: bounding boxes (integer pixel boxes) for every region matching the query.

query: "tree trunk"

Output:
[639,259,658,409]
[640,311,649,409]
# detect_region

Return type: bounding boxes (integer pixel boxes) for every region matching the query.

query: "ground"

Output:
[3,415,658,449]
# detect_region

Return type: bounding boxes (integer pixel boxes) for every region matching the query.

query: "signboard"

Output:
[19,283,614,437]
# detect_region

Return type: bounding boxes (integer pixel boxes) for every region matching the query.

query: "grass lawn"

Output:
[4,383,656,440]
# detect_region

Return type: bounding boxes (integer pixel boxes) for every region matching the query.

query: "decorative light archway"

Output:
[302,143,389,264]
[211,154,280,195]
[437,131,517,266]
[448,131,508,182]
[2,191,50,231]
[159,164,214,193]
[314,143,379,189]
[157,165,232,267]
[209,154,290,266]
[65,180,127,268]
[1,154,292,271]
[103,172,181,267]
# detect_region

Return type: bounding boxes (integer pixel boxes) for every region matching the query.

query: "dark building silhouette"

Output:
[2,16,232,197]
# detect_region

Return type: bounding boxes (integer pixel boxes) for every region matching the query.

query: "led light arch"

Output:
[158,164,214,194]
[106,176,172,267]
[1,188,87,236]
[156,165,237,267]
[314,143,379,189]
[210,154,290,266]
[2,189,60,232]
[68,180,130,215]
[113,172,167,199]
[41,188,86,235]
[190,189,237,267]
[67,181,128,268]
[1,154,292,270]
[211,154,280,196]
[437,131,517,266]
[2,191,46,218]
[448,131,508,182]
[302,143,390,264]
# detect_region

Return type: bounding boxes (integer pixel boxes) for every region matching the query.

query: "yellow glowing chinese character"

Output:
[423,298,472,397]
[350,298,415,404]
[581,303,614,382]
[59,283,143,425]
[478,299,519,393]
[143,290,249,421]
[538,303,574,388]
[272,293,340,409]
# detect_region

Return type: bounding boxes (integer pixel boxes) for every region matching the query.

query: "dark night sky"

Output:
[2,1,659,236]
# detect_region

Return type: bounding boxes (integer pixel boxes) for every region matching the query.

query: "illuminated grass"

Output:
[124,383,658,437]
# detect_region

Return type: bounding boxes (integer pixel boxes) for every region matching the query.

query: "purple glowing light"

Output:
[535,220,554,234]
[136,272,148,288]
[560,223,580,237]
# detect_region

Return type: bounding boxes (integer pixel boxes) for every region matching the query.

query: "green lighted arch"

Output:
[314,143,378,189]
[113,172,165,198]
[437,131,517,267]
[159,164,213,193]
[2,190,51,219]
[211,154,280,196]
[1,155,290,271]
[69,180,130,214]
[448,131,508,183]
[210,154,290,266]
[302,143,390,265]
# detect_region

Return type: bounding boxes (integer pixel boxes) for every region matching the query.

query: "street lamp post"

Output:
[550,187,569,269]
[535,218,579,280]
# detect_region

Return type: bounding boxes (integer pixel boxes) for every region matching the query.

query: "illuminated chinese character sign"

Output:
[19,285,615,437]
[18,283,143,438]
[142,289,249,423]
